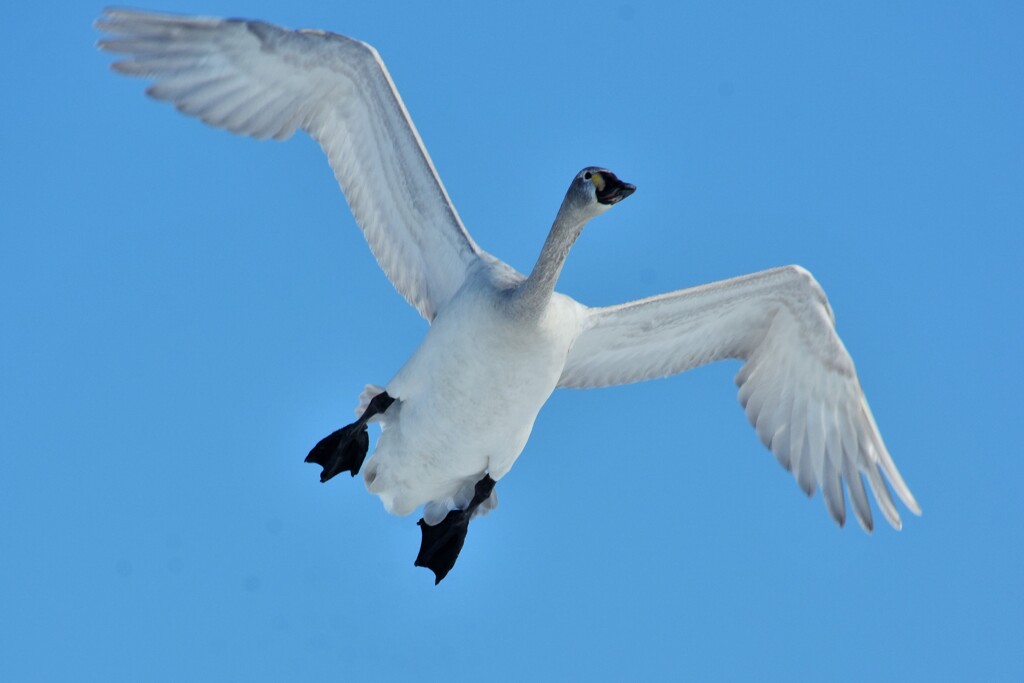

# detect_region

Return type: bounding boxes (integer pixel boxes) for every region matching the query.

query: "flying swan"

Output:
[97,7,920,583]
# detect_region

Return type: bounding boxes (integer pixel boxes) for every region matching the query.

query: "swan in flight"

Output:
[97,8,920,583]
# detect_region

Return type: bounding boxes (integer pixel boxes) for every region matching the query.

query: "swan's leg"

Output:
[305,391,394,482]
[414,474,496,584]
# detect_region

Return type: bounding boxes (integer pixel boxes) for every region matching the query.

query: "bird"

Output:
[97,7,920,584]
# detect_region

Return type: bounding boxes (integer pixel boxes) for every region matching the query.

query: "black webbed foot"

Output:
[305,391,394,482]
[304,423,369,481]
[414,474,496,584]
[415,510,470,585]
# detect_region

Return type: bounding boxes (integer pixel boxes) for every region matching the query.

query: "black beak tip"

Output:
[598,180,636,205]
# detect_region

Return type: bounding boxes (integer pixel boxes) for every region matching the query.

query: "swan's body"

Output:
[368,267,582,521]
[98,8,919,580]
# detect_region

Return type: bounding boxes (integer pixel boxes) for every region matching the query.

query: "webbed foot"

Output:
[305,423,369,481]
[305,391,394,482]
[414,474,496,584]
[415,510,470,584]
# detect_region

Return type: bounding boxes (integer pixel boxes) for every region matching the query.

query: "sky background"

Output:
[2,1,1022,680]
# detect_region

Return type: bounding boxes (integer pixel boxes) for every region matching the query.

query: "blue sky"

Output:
[2,1,1022,680]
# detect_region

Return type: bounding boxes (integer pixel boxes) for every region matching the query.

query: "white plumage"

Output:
[97,8,919,538]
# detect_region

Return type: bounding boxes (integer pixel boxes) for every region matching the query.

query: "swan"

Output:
[97,7,920,583]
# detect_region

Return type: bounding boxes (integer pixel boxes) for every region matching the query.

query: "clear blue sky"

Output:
[2,2,1022,680]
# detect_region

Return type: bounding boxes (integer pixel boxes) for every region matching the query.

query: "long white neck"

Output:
[509,198,591,318]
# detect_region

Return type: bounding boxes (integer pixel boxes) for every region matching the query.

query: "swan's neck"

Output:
[511,201,589,317]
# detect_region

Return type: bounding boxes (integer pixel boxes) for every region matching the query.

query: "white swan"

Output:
[97,8,920,582]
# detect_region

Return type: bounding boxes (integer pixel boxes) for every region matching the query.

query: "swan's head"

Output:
[583,166,635,207]
[562,167,636,219]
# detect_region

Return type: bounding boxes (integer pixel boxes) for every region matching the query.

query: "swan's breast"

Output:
[384,277,581,473]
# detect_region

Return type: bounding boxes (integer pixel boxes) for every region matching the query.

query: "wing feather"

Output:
[559,265,920,530]
[97,7,486,320]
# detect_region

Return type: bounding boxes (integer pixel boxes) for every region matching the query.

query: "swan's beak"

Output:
[595,175,636,206]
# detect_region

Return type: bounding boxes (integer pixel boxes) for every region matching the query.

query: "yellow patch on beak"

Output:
[589,172,606,192]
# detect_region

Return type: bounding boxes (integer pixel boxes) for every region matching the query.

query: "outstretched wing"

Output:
[97,8,485,320]
[559,265,919,531]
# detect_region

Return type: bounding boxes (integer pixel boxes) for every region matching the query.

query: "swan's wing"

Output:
[96,8,485,320]
[559,265,919,531]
